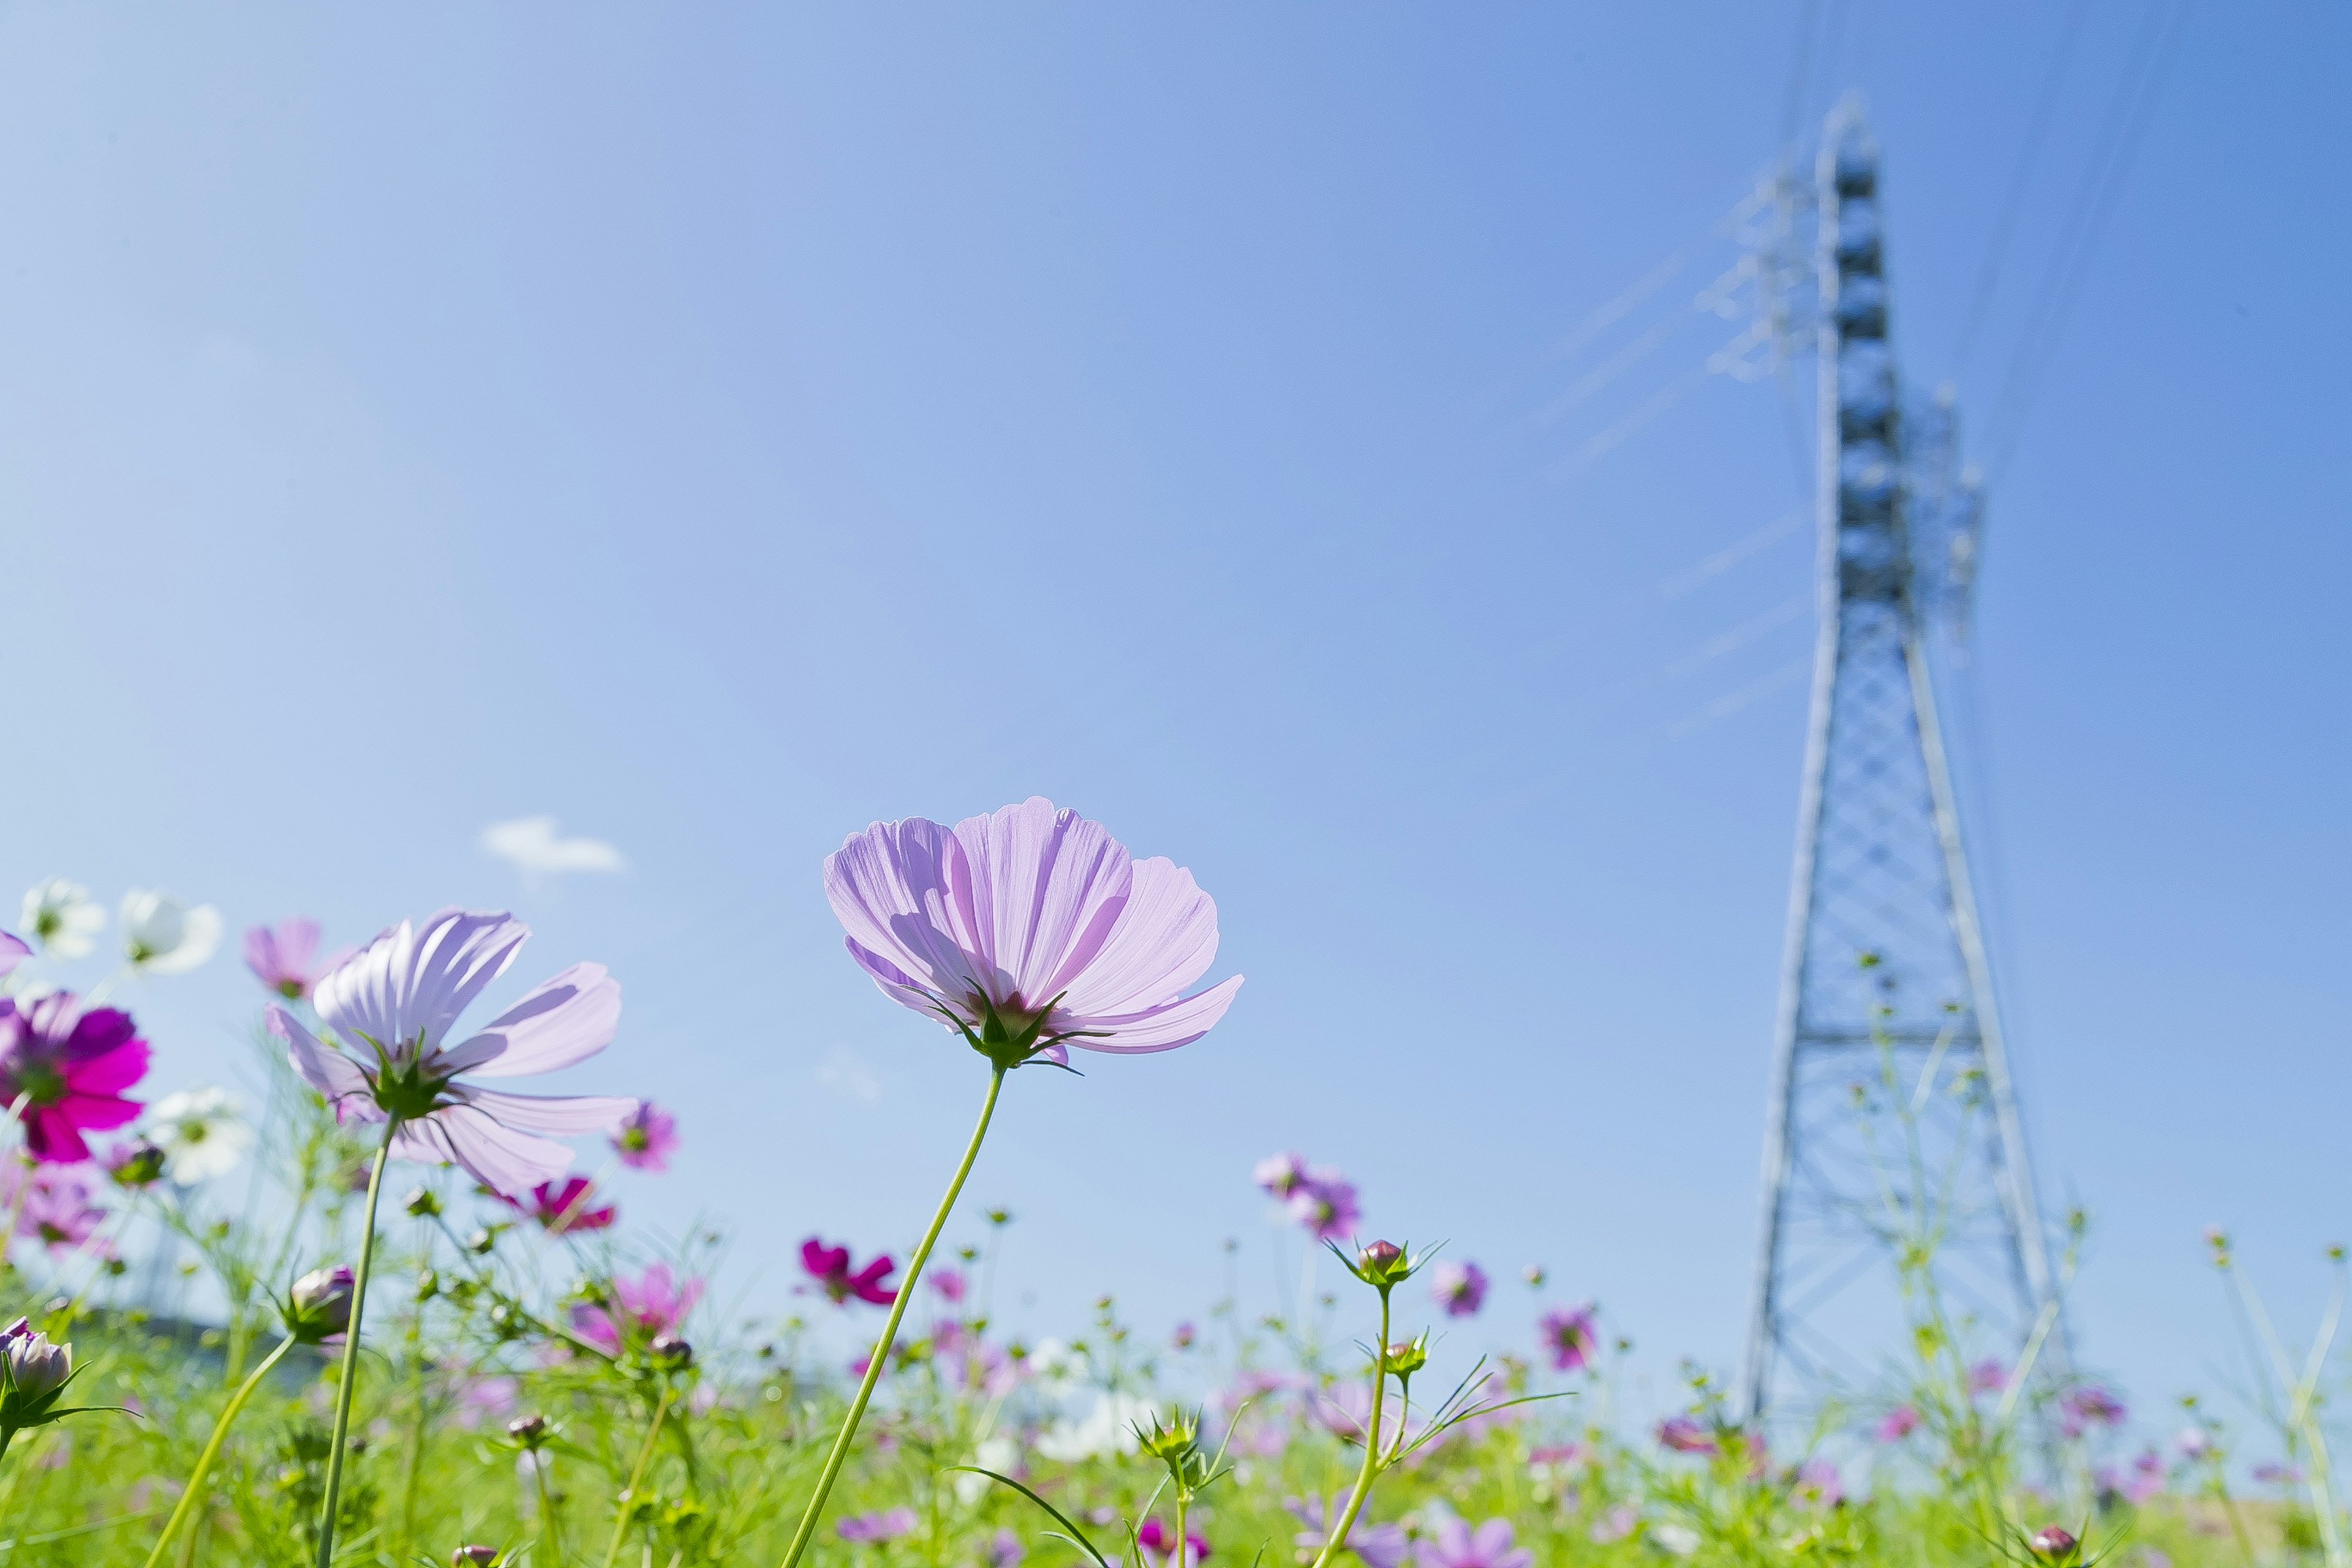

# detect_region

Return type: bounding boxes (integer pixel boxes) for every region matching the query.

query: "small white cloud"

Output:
[816,1045,883,1106]
[480,816,627,879]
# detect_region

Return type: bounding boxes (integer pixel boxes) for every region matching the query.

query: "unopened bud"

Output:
[507,1414,549,1446]
[1384,1337,1428,1376]
[2029,1526,2078,1559]
[0,1317,72,1403]
[452,1547,502,1567]
[404,1186,442,1218]
[1353,1239,1415,1289]
[415,1268,440,1302]
[1523,1265,1547,1287]
[108,1140,168,1188]
[1134,1411,1200,1463]
[286,1266,356,1344]
[648,1334,694,1370]
[466,1227,496,1256]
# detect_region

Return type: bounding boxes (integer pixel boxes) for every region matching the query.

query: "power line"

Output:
[1983,0,2194,481]
[1950,0,2092,375]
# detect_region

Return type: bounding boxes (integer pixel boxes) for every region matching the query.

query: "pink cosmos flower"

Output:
[2059,1384,2126,1438]
[1431,1261,1489,1317]
[501,1177,616,1235]
[823,797,1243,1069]
[9,1164,108,1254]
[929,1268,967,1303]
[269,909,638,1198]
[1589,1506,1638,1545]
[1968,1357,2008,1394]
[1539,1303,1599,1372]
[1528,1442,1586,1469]
[453,1374,519,1430]
[1137,1518,1210,1568]
[2253,1461,2304,1485]
[837,1507,918,1544]
[1657,1415,1717,1455]
[243,919,353,1002]
[1792,1458,1844,1509]
[984,1529,1024,1568]
[0,932,26,975]
[1422,1518,1532,1568]
[571,1262,703,1354]
[1874,1404,1921,1442]
[1289,1170,1359,1240]
[802,1238,898,1305]
[0,993,150,1164]
[608,1101,677,1172]
[932,1319,1017,1398]
[2174,1427,2212,1460]
[1254,1152,1309,1199]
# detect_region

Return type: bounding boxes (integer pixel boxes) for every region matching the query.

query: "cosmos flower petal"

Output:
[403,1104,573,1197]
[1054,856,1221,1017]
[439,963,621,1077]
[843,940,960,1020]
[268,1006,373,1109]
[53,1092,141,1133]
[463,1088,641,1134]
[824,818,992,1003]
[1060,974,1244,1054]
[0,932,26,976]
[316,909,528,1055]
[951,797,1133,1004]
[57,1041,151,1097]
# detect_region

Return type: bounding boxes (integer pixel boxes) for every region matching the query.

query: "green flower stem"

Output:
[142,1335,297,1568]
[777,1065,1007,1568]
[314,1119,398,1568]
[602,1384,676,1568]
[1308,1286,1392,1568]
[533,1446,567,1567]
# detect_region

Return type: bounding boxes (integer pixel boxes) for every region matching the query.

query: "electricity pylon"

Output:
[1741,106,2068,1428]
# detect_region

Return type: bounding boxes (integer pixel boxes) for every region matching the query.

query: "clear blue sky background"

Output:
[4,4,2346,1441]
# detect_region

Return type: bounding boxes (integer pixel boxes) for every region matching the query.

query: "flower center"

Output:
[12,1061,66,1107]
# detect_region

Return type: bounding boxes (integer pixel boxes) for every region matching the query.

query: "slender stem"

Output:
[603,1385,675,1568]
[143,1336,297,1568]
[314,1120,397,1568]
[534,1448,567,1567]
[1309,1287,1391,1568]
[776,1066,1006,1568]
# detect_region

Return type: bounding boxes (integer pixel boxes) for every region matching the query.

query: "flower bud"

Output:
[466,1227,496,1256]
[415,1268,440,1303]
[507,1414,549,1447]
[1523,1265,1547,1287]
[648,1334,695,1370]
[452,1547,502,1567]
[107,1140,168,1189]
[404,1186,442,1218]
[1133,1411,1200,1464]
[1351,1239,1418,1289]
[1383,1336,1429,1376]
[286,1266,356,1344]
[0,1318,72,1403]
[2029,1526,2079,1559]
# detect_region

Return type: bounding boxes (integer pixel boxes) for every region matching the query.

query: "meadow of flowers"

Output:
[0,799,2338,1567]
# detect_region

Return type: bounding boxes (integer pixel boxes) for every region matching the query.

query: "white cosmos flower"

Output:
[119,891,223,974]
[1034,1393,1159,1463]
[147,1087,255,1183]
[20,880,105,959]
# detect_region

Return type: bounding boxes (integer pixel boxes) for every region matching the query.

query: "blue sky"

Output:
[3,4,2346,1441]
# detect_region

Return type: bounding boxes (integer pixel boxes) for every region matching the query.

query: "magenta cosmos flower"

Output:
[1431,1259,1489,1317]
[243,918,353,1002]
[0,993,150,1164]
[608,1101,677,1172]
[572,1262,703,1354]
[269,908,638,1198]
[500,1177,615,1234]
[823,797,1243,1069]
[1539,1302,1599,1372]
[802,1237,898,1305]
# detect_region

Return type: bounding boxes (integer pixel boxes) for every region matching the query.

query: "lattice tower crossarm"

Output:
[1740,105,2068,1429]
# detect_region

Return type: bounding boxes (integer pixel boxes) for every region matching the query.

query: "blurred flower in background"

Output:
[608,1101,677,1172]
[20,881,104,959]
[243,918,352,1001]
[146,1087,254,1183]
[0,993,149,1163]
[1431,1260,1489,1317]
[120,891,222,974]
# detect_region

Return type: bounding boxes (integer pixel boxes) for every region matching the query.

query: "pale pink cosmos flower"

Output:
[1874,1404,1921,1442]
[1657,1415,1717,1455]
[1422,1518,1532,1568]
[1431,1260,1489,1317]
[0,932,26,976]
[571,1262,703,1355]
[1254,1152,1309,1199]
[823,797,1243,1069]
[1968,1357,2008,1395]
[243,919,355,1002]
[1289,1170,1359,1240]
[929,1268,968,1303]
[1792,1458,1844,1509]
[1539,1303,1599,1371]
[608,1102,677,1172]
[837,1508,918,1544]
[268,909,638,1198]
[9,1164,107,1254]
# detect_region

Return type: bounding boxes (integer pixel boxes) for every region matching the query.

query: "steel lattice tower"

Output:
[1741,107,2068,1427]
